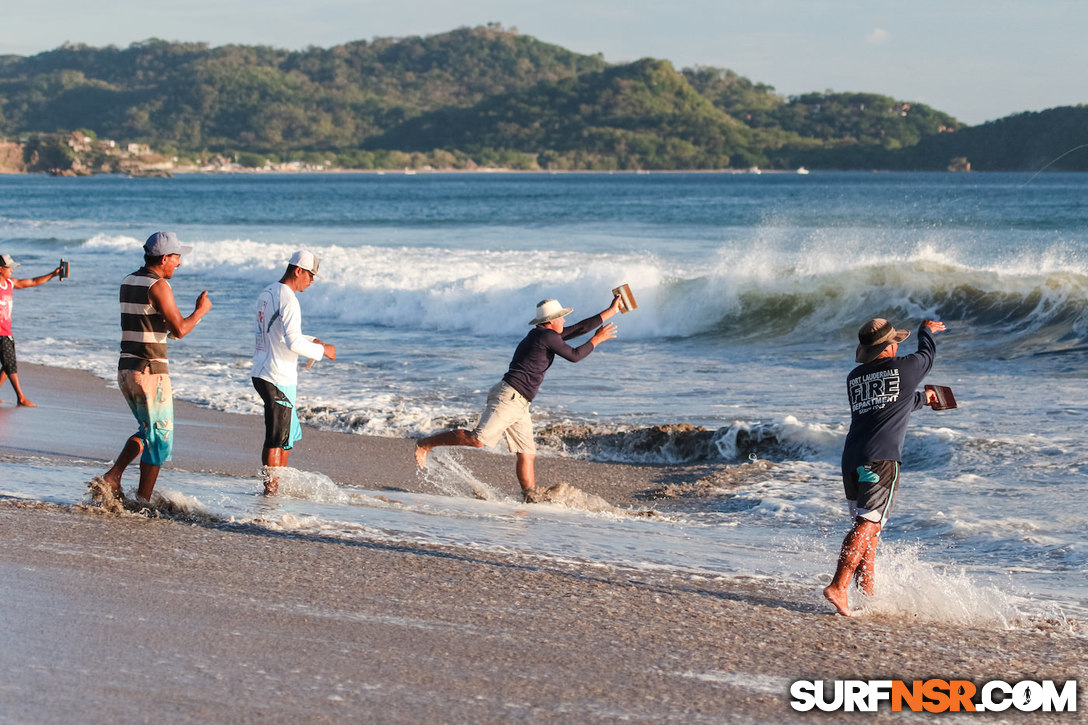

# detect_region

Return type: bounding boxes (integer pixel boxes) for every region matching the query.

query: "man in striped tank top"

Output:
[101,232,212,502]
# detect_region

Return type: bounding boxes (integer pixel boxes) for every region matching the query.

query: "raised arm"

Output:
[560,295,625,340]
[599,294,624,323]
[12,266,62,289]
[547,322,618,362]
[907,319,947,407]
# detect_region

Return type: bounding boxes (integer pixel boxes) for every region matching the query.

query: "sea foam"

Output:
[72,232,1088,353]
[859,543,1029,628]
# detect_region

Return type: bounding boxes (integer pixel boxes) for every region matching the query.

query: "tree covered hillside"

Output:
[2,25,1074,172]
[370,59,758,169]
[0,25,607,155]
[899,106,1088,171]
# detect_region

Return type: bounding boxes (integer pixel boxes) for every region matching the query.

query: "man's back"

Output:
[842,325,937,470]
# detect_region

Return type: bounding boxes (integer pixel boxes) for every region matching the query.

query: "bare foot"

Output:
[261,465,279,496]
[823,585,853,617]
[414,443,428,470]
[101,471,124,497]
[86,476,126,512]
[16,398,37,408]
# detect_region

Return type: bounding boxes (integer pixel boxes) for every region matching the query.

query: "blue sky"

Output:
[5,0,1085,125]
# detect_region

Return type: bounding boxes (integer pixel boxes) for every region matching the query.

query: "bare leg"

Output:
[8,372,36,407]
[136,462,162,502]
[823,518,882,616]
[414,429,484,469]
[515,452,536,495]
[854,536,880,597]
[102,436,143,496]
[0,371,6,401]
[261,447,289,495]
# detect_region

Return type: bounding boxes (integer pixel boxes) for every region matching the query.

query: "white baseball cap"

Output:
[0,254,20,268]
[289,250,321,277]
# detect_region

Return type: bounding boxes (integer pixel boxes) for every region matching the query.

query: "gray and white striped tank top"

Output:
[119,268,169,373]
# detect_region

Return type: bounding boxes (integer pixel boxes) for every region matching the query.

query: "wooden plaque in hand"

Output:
[612,283,637,313]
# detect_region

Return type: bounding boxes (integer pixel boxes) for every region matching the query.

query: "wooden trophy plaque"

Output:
[612,283,637,313]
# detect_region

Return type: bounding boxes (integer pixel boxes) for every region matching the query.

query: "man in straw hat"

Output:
[414,295,622,501]
[824,317,947,616]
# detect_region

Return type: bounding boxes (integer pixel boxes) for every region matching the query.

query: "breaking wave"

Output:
[81,233,1088,355]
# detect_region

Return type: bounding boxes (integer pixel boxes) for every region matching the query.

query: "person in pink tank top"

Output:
[0,254,63,407]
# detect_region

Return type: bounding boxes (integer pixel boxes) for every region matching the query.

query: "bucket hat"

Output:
[856,318,910,363]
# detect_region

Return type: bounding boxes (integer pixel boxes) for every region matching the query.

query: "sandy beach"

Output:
[1,363,1085,722]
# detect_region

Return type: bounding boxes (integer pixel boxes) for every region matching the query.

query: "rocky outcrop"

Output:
[0,141,26,172]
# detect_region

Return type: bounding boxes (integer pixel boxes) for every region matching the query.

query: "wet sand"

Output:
[3,501,1084,723]
[0,362,692,502]
[1,364,1085,722]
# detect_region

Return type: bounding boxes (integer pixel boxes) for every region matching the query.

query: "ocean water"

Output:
[0,171,1086,626]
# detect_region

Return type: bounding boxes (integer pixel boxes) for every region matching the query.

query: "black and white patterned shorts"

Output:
[0,336,17,375]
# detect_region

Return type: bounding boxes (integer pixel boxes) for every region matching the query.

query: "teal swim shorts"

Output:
[118,369,174,466]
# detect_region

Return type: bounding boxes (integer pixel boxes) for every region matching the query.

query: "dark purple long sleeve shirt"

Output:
[841,325,937,475]
[502,314,603,402]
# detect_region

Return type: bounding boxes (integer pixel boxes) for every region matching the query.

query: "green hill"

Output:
[896,106,1088,171]
[369,58,758,170]
[0,25,608,155]
[0,26,1078,171]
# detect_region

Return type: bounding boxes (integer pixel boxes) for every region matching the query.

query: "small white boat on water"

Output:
[797,166,810,175]
[747,166,761,174]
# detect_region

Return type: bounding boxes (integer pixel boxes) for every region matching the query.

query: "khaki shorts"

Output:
[472,381,536,455]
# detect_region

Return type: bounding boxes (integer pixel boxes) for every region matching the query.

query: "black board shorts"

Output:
[843,459,899,526]
[252,377,294,449]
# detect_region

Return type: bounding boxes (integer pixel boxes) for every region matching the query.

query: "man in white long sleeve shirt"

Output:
[251,250,336,494]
